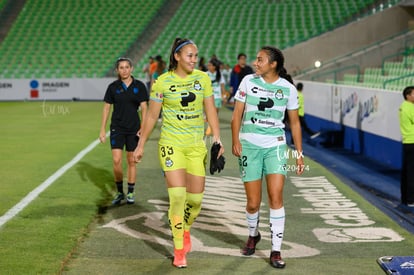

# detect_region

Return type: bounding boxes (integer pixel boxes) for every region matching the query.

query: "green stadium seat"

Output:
[0,0,165,78]
[0,0,386,79]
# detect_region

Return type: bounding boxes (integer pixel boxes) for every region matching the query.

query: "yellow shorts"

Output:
[158,143,207,176]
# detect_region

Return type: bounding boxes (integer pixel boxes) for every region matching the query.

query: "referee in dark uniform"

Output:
[99,57,148,205]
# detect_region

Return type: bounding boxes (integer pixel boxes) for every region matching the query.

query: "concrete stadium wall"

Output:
[284,5,414,75]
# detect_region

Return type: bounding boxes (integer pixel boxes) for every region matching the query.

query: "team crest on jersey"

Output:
[165,157,173,167]
[275,89,284,100]
[193,80,202,91]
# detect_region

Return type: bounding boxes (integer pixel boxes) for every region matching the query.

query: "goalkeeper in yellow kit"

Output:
[133,38,224,268]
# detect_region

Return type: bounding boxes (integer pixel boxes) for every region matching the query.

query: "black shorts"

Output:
[110,130,139,152]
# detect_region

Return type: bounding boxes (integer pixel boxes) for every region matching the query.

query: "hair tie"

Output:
[174,40,194,53]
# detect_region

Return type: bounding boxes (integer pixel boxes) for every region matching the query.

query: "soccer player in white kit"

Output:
[231,46,304,268]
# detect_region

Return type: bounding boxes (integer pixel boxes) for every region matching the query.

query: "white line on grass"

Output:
[0,135,106,229]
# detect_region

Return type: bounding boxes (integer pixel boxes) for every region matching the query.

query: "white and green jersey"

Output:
[207,71,225,100]
[234,74,298,148]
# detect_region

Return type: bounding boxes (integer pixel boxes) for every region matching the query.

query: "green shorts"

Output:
[214,98,222,108]
[158,143,207,176]
[238,144,288,182]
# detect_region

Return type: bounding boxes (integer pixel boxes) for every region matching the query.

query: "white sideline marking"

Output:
[0,136,105,228]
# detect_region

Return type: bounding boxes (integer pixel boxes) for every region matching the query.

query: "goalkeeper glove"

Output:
[209,142,225,175]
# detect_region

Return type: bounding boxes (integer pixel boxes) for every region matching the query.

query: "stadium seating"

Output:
[0,0,394,79]
[0,0,164,79]
[334,54,414,91]
[135,0,379,78]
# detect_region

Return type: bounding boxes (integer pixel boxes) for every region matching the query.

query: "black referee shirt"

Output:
[104,77,149,134]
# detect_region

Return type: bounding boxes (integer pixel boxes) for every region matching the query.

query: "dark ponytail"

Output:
[210,59,222,83]
[279,67,294,85]
[168,37,195,71]
[261,46,294,85]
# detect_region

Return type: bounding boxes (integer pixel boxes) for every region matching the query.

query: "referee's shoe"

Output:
[126,192,135,204]
[112,192,125,205]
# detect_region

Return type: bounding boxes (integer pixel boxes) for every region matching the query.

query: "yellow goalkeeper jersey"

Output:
[151,69,213,146]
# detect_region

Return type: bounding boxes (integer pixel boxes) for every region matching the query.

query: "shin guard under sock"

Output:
[168,187,187,249]
[270,207,285,252]
[246,211,260,237]
[184,192,204,231]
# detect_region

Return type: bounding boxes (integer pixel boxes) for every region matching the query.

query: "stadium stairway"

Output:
[294,133,414,234]
[0,0,26,42]
[106,0,183,77]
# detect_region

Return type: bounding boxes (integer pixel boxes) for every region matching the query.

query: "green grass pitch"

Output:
[0,101,413,274]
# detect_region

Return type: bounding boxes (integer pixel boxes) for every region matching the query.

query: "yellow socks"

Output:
[184,192,204,231]
[168,188,204,250]
[168,187,186,249]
